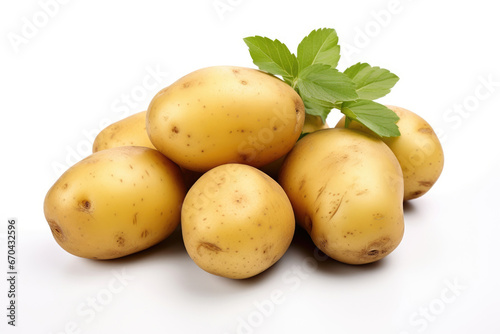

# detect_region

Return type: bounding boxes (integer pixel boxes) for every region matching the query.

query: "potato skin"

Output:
[335,105,444,200]
[92,110,202,189]
[302,114,329,134]
[181,163,295,279]
[259,115,329,180]
[93,111,156,152]
[44,146,186,260]
[146,66,305,172]
[279,128,404,265]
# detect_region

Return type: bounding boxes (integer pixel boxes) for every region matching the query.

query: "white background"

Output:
[1,0,499,333]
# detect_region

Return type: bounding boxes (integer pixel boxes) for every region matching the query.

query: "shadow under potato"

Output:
[403,200,418,214]
[177,224,392,285]
[74,221,390,280]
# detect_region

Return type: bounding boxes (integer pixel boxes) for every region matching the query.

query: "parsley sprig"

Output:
[244,28,401,138]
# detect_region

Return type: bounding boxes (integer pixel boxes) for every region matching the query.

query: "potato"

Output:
[259,114,329,180]
[92,111,202,188]
[302,114,329,134]
[146,66,305,172]
[44,146,186,259]
[92,111,155,152]
[279,128,404,265]
[181,163,295,279]
[335,105,444,200]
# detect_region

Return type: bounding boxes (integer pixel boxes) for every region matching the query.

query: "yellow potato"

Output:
[92,111,155,152]
[279,128,404,265]
[181,163,295,279]
[302,114,329,134]
[44,146,186,259]
[335,105,444,200]
[92,110,202,189]
[146,66,305,172]
[259,114,329,180]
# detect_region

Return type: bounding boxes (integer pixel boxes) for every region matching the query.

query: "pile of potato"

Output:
[44,66,444,279]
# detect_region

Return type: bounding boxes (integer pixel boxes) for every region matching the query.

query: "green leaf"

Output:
[297,64,358,105]
[343,62,399,100]
[243,29,401,136]
[243,36,298,82]
[341,100,400,137]
[297,28,340,71]
[301,96,334,122]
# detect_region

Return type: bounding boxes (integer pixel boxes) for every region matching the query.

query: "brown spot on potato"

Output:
[326,193,345,221]
[418,127,433,134]
[115,234,125,247]
[140,230,149,238]
[298,178,306,190]
[358,237,393,263]
[356,189,368,196]
[232,69,240,74]
[411,190,423,197]
[318,238,328,250]
[78,200,93,213]
[183,82,191,89]
[197,242,222,256]
[233,195,247,205]
[132,213,138,225]
[295,98,303,114]
[418,180,434,187]
[241,80,248,85]
[62,183,68,190]
[48,220,65,242]
[239,153,250,162]
[315,185,326,202]
[172,126,179,133]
